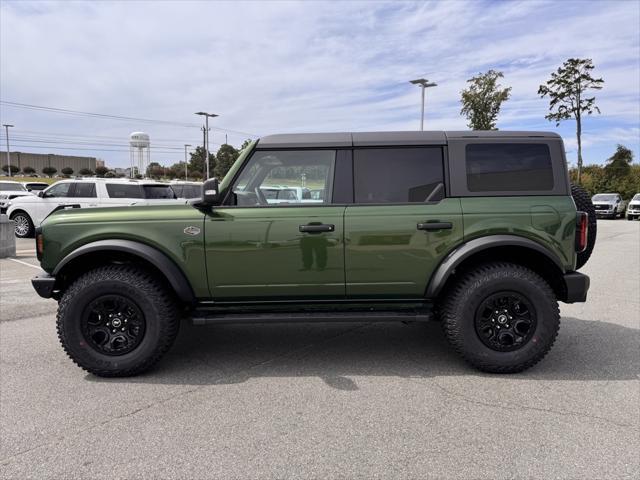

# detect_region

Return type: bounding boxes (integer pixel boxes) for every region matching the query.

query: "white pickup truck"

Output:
[6,178,184,237]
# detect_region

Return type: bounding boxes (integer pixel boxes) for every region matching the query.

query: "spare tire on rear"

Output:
[571,183,597,270]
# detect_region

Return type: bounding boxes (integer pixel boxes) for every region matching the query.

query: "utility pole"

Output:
[409,79,437,131]
[2,124,14,177]
[184,144,191,181]
[195,112,219,179]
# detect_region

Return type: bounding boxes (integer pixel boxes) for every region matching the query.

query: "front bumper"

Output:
[32,274,56,299]
[562,271,590,303]
[595,208,615,216]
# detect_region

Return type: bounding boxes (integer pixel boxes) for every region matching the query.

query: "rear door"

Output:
[344,147,463,298]
[68,182,98,209]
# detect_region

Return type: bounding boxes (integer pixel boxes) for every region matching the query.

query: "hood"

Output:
[42,202,197,227]
[0,191,33,200]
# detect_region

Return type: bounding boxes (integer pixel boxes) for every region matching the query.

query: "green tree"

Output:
[42,166,57,177]
[538,58,604,184]
[604,144,633,180]
[1,164,19,174]
[22,166,35,175]
[240,139,253,150]
[61,167,74,177]
[189,146,216,179]
[147,165,165,179]
[78,168,93,176]
[95,166,109,177]
[460,70,512,130]
[214,144,239,179]
[104,170,116,178]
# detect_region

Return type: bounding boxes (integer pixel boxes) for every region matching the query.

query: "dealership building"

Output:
[1,151,97,175]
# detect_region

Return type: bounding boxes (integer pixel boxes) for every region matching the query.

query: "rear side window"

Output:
[71,183,96,198]
[354,148,444,203]
[466,144,553,192]
[142,185,175,199]
[106,184,143,198]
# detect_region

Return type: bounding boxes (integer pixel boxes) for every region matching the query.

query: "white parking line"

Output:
[5,258,42,270]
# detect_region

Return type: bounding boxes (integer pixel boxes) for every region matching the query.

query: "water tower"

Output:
[129,132,150,177]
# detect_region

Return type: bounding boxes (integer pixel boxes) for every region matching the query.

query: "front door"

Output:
[344,147,463,298]
[205,149,345,300]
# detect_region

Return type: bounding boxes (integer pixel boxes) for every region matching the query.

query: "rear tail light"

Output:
[576,212,588,253]
[36,230,44,260]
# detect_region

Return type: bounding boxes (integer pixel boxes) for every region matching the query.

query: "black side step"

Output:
[191,310,432,326]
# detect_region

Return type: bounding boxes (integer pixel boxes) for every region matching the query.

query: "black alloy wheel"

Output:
[474,291,537,352]
[81,295,146,355]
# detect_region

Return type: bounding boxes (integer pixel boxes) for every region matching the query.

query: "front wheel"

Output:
[57,265,180,377]
[440,262,560,373]
[10,211,34,238]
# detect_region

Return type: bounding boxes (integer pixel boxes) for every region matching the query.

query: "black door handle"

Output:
[417,222,452,231]
[299,224,335,233]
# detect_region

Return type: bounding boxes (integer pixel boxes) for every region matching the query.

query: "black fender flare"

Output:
[425,235,565,299]
[53,239,195,303]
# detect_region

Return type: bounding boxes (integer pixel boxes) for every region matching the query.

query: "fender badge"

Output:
[184,226,201,236]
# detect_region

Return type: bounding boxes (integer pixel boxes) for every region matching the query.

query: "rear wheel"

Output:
[570,183,596,269]
[441,262,560,373]
[10,211,34,238]
[57,265,180,377]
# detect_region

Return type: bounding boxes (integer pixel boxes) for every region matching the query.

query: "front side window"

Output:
[231,150,335,206]
[466,143,554,192]
[71,183,96,198]
[353,147,444,204]
[46,183,72,198]
[106,184,143,199]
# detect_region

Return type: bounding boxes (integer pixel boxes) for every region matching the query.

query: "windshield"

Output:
[142,185,176,199]
[592,194,617,202]
[0,182,27,192]
[26,183,48,191]
[633,194,640,201]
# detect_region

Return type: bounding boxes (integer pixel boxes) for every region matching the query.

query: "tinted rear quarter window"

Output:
[354,147,444,203]
[0,182,26,191]
[106,184,143,198]
[466,143,553,192]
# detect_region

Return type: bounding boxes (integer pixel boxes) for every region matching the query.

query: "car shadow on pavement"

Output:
[87,317,639,388]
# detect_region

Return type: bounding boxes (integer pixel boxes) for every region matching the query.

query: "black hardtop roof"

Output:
[257,131,561,148]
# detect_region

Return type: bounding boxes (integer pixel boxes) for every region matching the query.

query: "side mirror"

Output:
[38,191,44,198]
[201,178,221,206]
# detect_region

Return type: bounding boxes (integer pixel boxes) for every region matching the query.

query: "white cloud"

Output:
[0,0,638,167]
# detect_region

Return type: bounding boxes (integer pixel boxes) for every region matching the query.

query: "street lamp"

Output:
[195,112,219,179]
[409,79,437,131]
[184,144,191,181]
[2,124,14,177]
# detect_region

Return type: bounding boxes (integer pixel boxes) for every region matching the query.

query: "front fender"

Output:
[52,239,195,302]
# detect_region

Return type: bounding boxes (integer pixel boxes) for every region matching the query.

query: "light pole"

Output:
[195,112,219,179]
[409,79,437,131]
[2,124,14,177]
[184,144,191,181]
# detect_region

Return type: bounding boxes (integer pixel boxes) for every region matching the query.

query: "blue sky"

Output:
[1,0,638,169]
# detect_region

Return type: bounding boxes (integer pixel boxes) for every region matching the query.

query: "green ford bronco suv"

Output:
[32,131,595,377]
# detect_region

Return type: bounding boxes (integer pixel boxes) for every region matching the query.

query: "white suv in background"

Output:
[627,193,640,220]
[0,180,34,214]
[6,178,184,237]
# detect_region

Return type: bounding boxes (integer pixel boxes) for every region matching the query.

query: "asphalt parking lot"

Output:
[1,220,638,479]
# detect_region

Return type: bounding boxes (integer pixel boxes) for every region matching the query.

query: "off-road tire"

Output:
[10,211,34,238]
[570,183,596,269]
[441,262,560,373]
[57,265,180,377]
